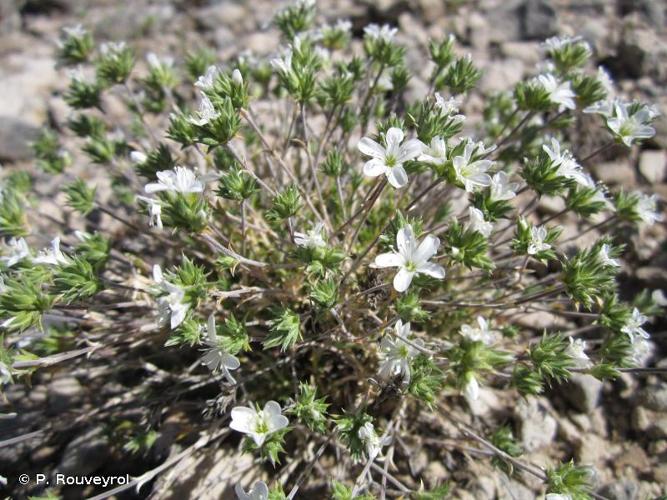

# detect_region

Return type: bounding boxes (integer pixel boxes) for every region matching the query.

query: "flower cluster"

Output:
[0,5,664,500]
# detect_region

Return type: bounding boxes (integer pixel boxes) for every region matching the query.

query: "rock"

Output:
[424,460,449,488]
[653,464,667,484]
[0,116,39,161]
[522,0,558,40]
[614,24,667,80]
[93,3,176,40]
[466,386,501,417]
[468,12,490,51]
[618,0,666,29]
[56,427,111,476]
[592,161,636,186]
[632,406,667,438]
[194,2,250,34]
[47,376,83,413]
[516,398,557,452]
[636,383,667,412]
[576,433,609,464]
[580,17,614,58]
[638,150,666,183]
[561,373,603,414]
[613,443,651,475]
[484,0,524,43]
[598,480,639,500]
[501,41,541,65]
[479,59,525,94]
[0,0,23,34]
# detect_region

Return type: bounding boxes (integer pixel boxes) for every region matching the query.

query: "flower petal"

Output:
[263,400,283,416]
[393,268,414,292]
[385,127,404,149]
[358,137,385,159]
[396,226,416,257]
[386,165,409,188]
[374,252,404,268]
[398,138,425,162]
[230,407,256,433]
[417,262,445,279]
[414,234,440,263]
[363,159,388,177]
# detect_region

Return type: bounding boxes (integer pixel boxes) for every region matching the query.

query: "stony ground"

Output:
[0,0,666,499]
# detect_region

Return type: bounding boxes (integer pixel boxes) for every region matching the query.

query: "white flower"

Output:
[543,35,585,52]
[62,24,87,39]
[1,237,30,267]
[136,196,163,229]
[621,308,649,342]
[130,150,147,164]
[460,316,497,345]
[33,237,70,266]
[598,243,619,267]
[463,375,479,401]
[294,222,326,248]
[363,23,398,42]
[538,74,576,111]
[434,93,465,122]
[527,225,551,255]
[545,494,572,500]
[566,337,591,368]
[145,167,204,195]
[0,361,12,386]
[153,264,189,330]
[452,140,493,192]
[629,336,653,366]
[147,52,173,69]
[583,100,613,116]
[542,138,592,187]
[597,66,614,96]
[418,136,448,166]
[652,289,667,307]
[358,422,391,460]
[270,48,293,76]
[378,320,422,384]
[373,225,445,293]
[195,65,219,90]
[607,101,656,147]
[230,400,289,447]
[235,481,269,500]
[357,127,424,189]
[467,207,493,237]
[188,92,219,126]
[634,192,663,225]
[201,314,240,383]
[489,171,519,201]
[232,69,244,86]
[100,41,126,55]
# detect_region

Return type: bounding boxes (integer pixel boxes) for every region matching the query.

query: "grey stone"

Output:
[598,480,639,500]
[638,150,666,184]
[637,383,667,412]
[522,0,558,40]
[516,398,557,451]
[0,116,39,161]
[56,427,111,476]
[479,59,525,94]
[0,0,23,34]
[618,0,666,29]
[47,376,83,412]
[592,161,636,186]
[562,373,603,414]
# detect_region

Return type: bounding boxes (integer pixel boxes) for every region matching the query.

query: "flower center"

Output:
[254,416,269,435]
[397,344,410,359]
[385,154,398,167]
[405,261,417,272]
